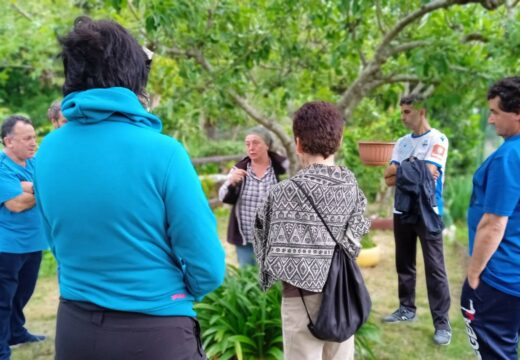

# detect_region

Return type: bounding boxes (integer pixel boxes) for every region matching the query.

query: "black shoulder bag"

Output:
[291,180,372,342]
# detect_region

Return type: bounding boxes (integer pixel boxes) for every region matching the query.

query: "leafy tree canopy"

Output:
[1,0,517,188]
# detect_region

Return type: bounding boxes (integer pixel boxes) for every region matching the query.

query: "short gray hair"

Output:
[48,100,62,122]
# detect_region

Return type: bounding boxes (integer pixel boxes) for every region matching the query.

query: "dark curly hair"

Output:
[293,101,344,158]
[60,16,150,96]
[487,77,520,114]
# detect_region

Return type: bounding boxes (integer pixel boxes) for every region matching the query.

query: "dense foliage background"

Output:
[1,0,516,199]
[5,3,514,359]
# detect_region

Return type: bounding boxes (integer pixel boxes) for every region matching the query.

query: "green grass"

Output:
[363,229,474,359]
[11,277,57,360]
[38,251,58,278]
[13,218,480,359]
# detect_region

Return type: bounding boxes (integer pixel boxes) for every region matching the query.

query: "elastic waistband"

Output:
[59,299,196,328]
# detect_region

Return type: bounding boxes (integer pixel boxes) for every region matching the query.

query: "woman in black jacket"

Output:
[218,127,288,267]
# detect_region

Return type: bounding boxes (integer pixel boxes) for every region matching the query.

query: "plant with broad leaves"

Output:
[195,265,284,360]
[195,265,380,359]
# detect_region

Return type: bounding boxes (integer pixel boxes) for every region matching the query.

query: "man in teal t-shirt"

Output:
[0,116,47,360]
[461,77,520,360]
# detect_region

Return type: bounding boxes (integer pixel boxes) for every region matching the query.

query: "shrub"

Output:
[355,321,380,360]
[195,265,380,359]
[200,177,220,200]
[195,265,283,360]
[360,234,377,249]
[444,175,472,223]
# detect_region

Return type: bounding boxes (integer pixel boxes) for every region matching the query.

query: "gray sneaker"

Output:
[382,307,416,323]
[433,329,452,345]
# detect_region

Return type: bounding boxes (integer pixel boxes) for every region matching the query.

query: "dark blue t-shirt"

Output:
[467,133,520,297]
[0,152,46,253]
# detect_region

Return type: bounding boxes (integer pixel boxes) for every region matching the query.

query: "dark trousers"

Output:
[0,251,42,360]
[56,300,207,360]
[393,215,451,330]
[461,279,520,360]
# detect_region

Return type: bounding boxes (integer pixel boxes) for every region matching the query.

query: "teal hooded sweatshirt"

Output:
[34,87,225,316]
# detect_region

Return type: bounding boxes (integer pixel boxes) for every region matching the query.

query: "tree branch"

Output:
[127,0,158,47]
[166,47,213,72]
[375,0,386,34]
[462,33,489,42]
[410,82,435,97]
[505,0,518,20]
[358,49,368,67]
[363,74,421,92]
[10,3,32,21]
[165,46,298,174]
[374,0,455,64]
[337,1,452,114]
[387,40,431,57]
[453,0,504,10]
[127,0,140,23]
[337,0,502,118]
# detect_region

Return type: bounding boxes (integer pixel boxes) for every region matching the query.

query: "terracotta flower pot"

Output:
[358,141,395,166]
[370,218,394,230]
[356,244,381,268]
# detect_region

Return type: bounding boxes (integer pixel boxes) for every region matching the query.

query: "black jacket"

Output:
[220,151,288,245]
[395,157,443,235]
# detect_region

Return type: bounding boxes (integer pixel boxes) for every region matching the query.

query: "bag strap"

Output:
[290,179,344,326]
[298,288,314,324]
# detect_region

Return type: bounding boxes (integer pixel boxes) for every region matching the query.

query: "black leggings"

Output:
[55,300,207,360]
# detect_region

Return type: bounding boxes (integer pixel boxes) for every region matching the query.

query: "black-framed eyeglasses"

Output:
[142,46,154,69]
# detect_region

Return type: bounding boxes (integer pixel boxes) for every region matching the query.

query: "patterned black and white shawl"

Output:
[253,164,371,292]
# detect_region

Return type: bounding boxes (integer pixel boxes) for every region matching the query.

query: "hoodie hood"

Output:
[62,87,162,132]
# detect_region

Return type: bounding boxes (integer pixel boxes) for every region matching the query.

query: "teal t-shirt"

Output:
[0,152,47,253]
[468,133,520,297]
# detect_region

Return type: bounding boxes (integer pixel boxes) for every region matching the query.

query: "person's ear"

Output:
[295,137,303,154]
[3,136,12,148]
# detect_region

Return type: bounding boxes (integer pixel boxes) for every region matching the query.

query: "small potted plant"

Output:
[356,234,381,268]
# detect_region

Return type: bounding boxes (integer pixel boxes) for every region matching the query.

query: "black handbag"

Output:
[292,180,372,342]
